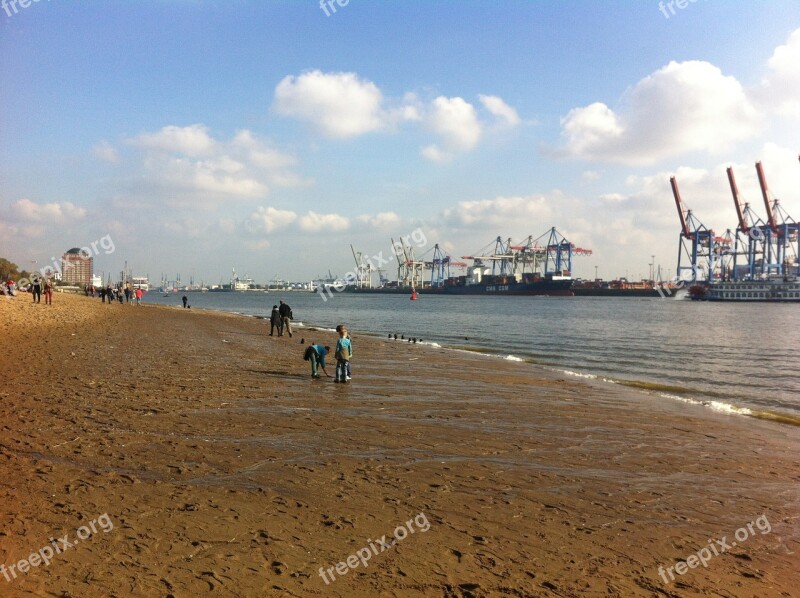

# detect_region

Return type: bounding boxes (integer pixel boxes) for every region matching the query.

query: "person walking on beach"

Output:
[135,287,143,305]
[106,284,114,304]
[335,324,352,381]
[303,344,330,378]
[182,295,188,308]
[278,300,293,338]
[269,305,282,336]
[31,275,42,304]
[43,278,53,305]
[334,327,352,383]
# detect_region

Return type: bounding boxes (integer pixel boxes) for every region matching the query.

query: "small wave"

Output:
[505,355,523,362]
[618,380,695,394]
[562,370,598,380]
[706,401,752,416]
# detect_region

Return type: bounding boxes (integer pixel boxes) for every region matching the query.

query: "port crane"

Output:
[429,244,467,287]
[755,161,799,277]
[462,227,591,279]
[727,165,768,280]
[350,245,376,288]
[671,176,719,283]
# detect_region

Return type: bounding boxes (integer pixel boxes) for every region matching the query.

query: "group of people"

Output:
[85,284,143,305]
[3,276,55,304]
[303,324,353,383]
[268,300,352,383]
[269,300,294,337]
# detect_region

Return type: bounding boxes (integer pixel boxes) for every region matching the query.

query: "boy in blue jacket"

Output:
[334,327,352,383]
[304,344,330,378]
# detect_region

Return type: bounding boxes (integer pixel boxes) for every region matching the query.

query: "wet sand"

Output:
[1,293,798,597]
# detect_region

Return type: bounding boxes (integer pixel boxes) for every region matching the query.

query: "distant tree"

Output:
[0,257,30,281]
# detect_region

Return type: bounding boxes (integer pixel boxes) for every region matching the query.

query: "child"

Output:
[269,305,282,336]
[303,344,330,378]
[334,327,352,383]
[335,324,352,381]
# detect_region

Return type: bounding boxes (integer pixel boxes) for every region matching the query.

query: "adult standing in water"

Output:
[278,300,293,338]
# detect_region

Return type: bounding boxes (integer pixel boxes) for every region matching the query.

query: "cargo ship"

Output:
[332,228,589,297]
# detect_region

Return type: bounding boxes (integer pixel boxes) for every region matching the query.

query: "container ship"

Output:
[321,228,590,297]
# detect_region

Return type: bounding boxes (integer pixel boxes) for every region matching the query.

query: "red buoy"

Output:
[410,288,418,300]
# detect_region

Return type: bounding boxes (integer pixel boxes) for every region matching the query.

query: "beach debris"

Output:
[300,338,305,344]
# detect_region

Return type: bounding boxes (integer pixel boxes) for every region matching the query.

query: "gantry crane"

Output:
[671,176,717,283]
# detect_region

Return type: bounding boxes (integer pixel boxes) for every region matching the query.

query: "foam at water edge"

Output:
[562,370,598,380]
[658,393,753,417]
[505,355,523,362]
[707,401,752,416]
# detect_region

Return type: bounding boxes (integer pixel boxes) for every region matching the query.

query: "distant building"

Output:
[61,248,93,286]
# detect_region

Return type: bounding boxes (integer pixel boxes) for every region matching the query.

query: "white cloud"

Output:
[758,28,800,119]
[120,127,306,204]
[423,96,482,162]
[441,194,553,228]
[93,140,119,163]
[244,206,298,234]
[298,211,350,232]
[130,124,216,156]
[357,211,401,227]
[10,198,87,222]
[479,94,520,126]
[273,70,388,138]
[559,61,762,165]
[155,156,266,198]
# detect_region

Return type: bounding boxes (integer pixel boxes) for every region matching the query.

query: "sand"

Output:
[0,292,798,597]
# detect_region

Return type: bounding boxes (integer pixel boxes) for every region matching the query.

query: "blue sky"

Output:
[2,0,799,284]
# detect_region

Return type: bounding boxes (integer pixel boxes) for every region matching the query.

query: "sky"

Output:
[1,0,799,285]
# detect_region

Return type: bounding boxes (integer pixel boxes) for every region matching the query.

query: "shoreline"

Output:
[144,297,800,428]
[1,293,798,596]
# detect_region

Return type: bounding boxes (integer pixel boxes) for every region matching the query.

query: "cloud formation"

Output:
[273,70,390,138]
[559,60,762,165]
[113,126,307,205]
[10,198,87,223]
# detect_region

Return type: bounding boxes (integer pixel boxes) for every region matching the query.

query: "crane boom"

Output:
[726,166,749,233]
[756,161,779,233]
[670,176,691,238]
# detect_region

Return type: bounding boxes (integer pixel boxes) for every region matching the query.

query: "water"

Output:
[144,291,800,419]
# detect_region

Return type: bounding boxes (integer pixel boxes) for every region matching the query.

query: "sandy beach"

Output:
[0,292,798,597]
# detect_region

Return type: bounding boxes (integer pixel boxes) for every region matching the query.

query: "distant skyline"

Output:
[2,1,799,284]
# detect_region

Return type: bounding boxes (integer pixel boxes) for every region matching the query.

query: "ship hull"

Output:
[437,279,573,296]
[342,279,574,296]
[692,278,800,302]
